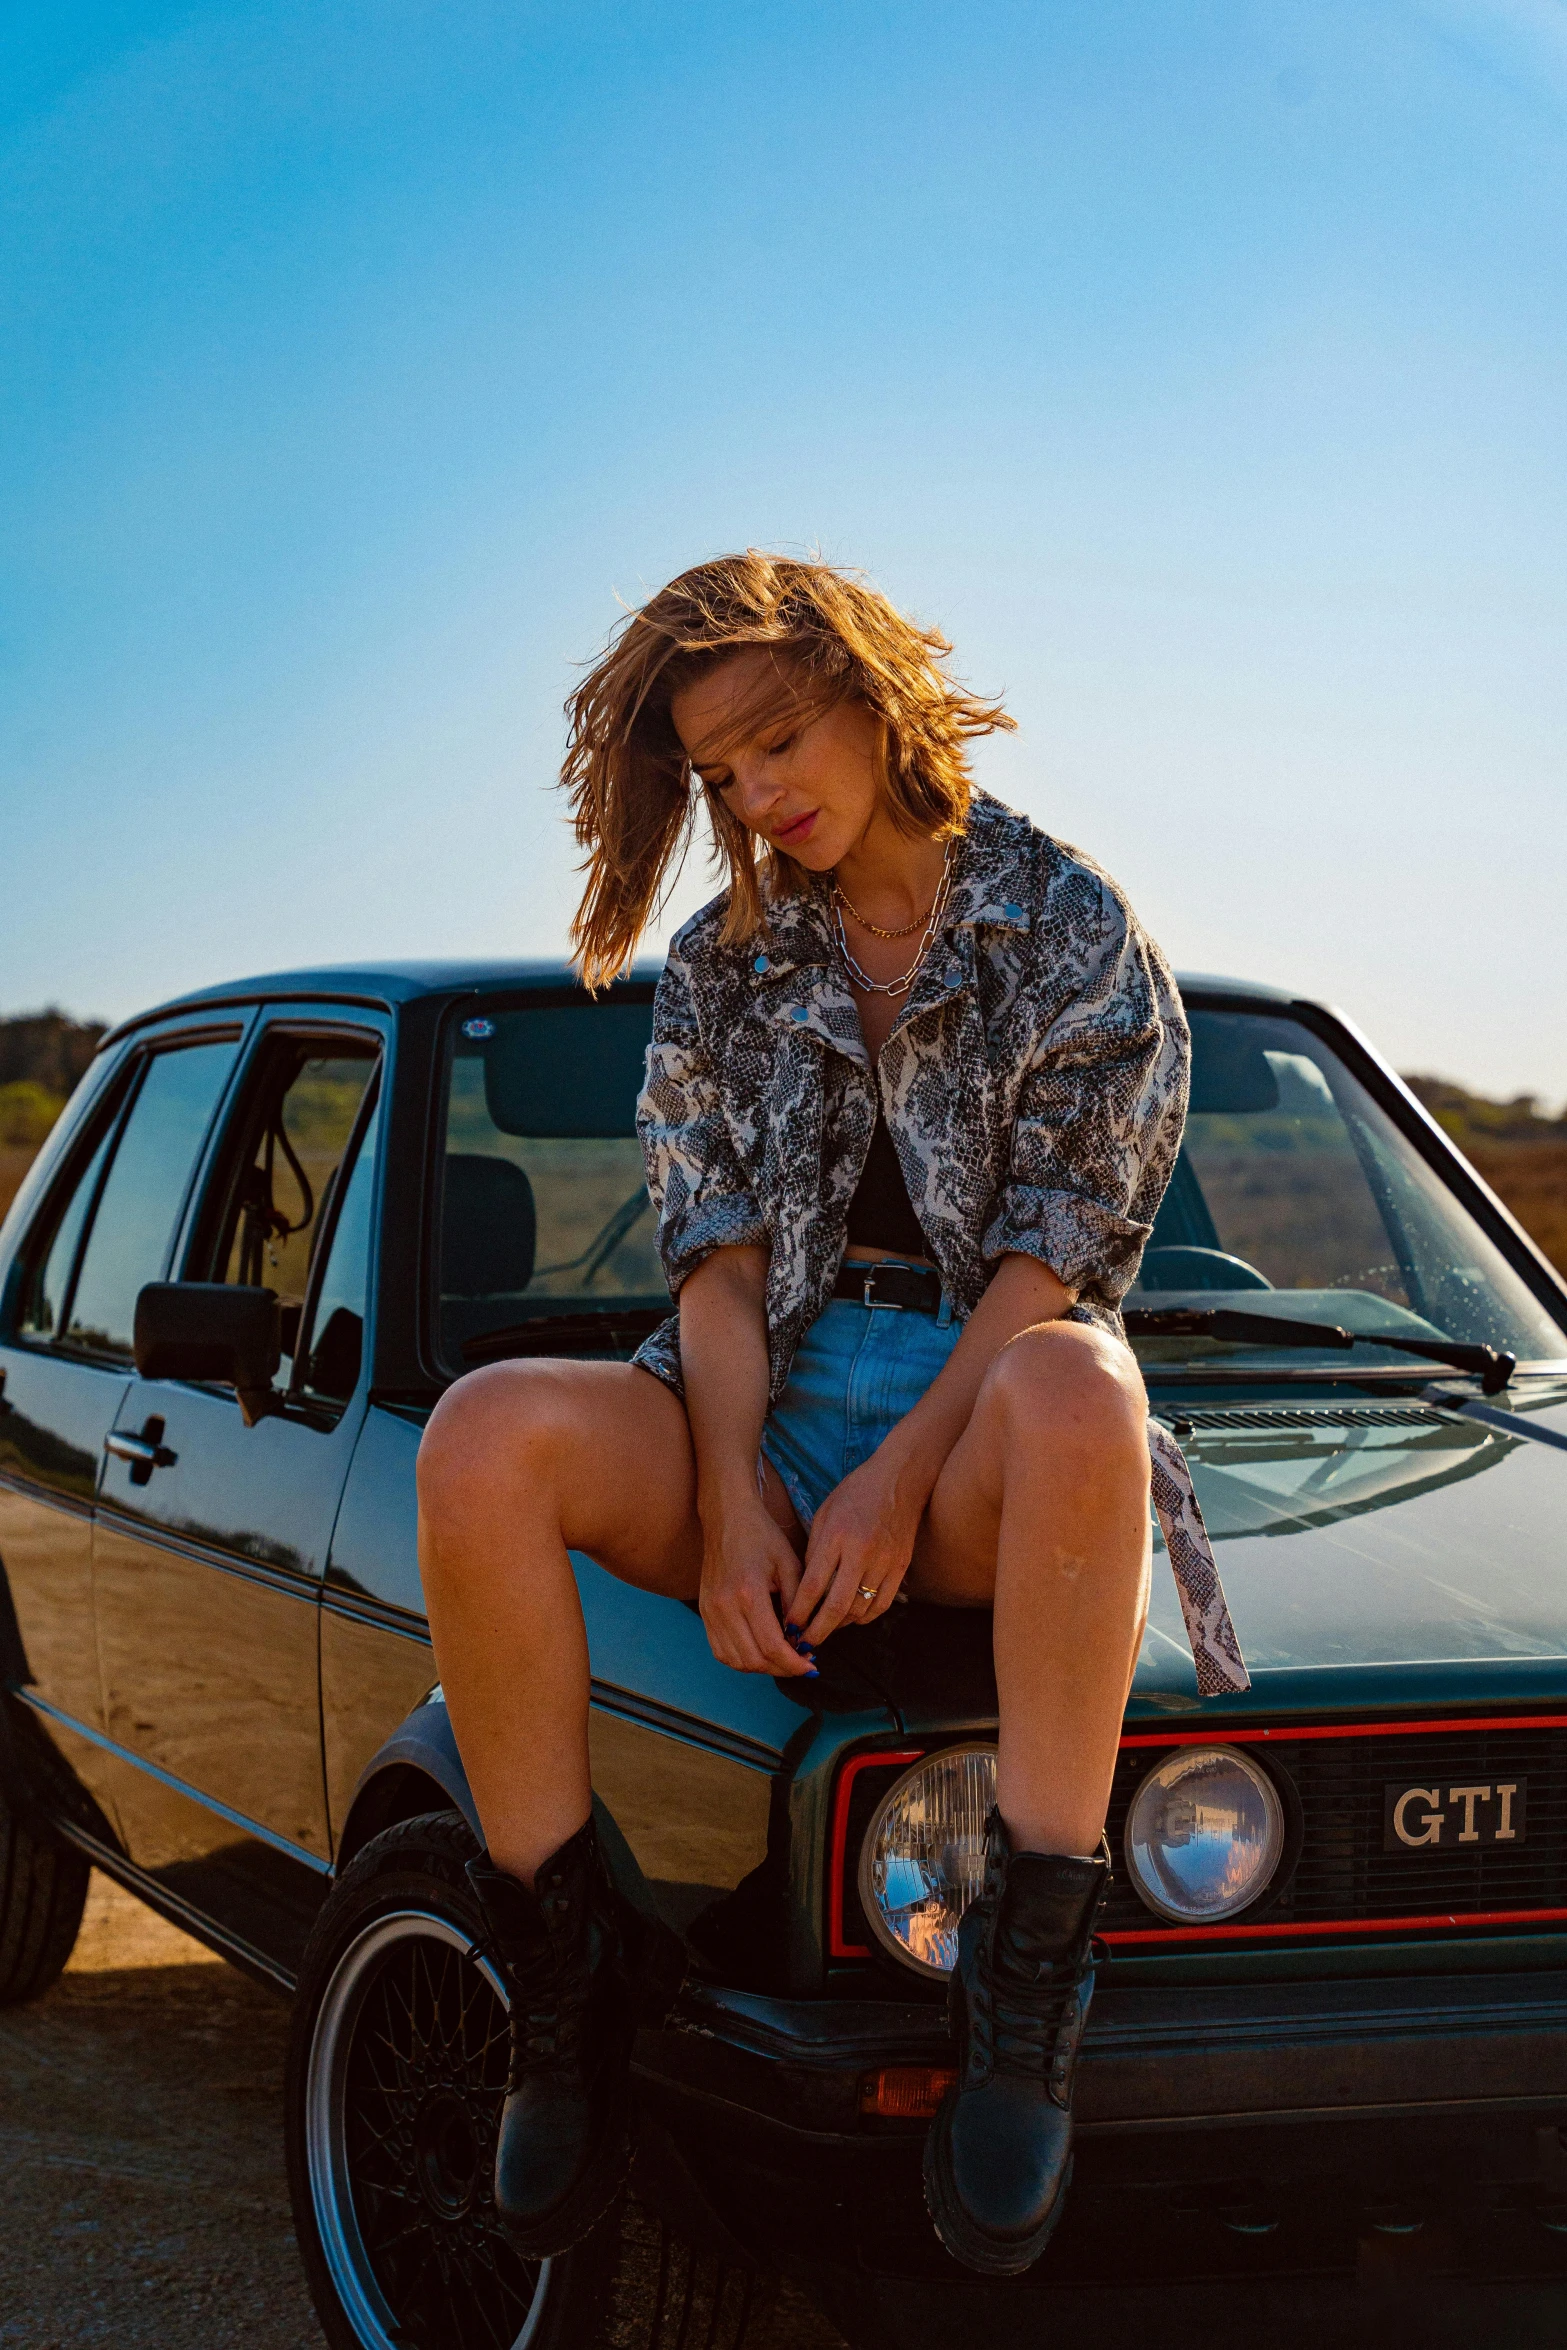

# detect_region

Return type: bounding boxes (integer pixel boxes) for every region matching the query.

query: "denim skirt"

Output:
[760,1292,960,1527]
[757,1286,1254,1700]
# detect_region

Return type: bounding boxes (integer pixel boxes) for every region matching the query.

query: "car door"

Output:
[0,1038,236,1835]
[92,1014,386,1966]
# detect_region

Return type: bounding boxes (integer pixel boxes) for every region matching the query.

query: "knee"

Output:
[978,1322,1147,1464]
[416,1361,574,1538]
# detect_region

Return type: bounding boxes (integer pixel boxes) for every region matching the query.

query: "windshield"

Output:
[432,993,1566,1381]
[1132,1010,1565,1378]
[435,995,666,1371]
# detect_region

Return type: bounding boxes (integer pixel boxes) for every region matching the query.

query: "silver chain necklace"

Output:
[831,840,955,998]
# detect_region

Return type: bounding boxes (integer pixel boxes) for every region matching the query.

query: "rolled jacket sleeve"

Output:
[983,880,1189,1304]
[637,947,770,1297]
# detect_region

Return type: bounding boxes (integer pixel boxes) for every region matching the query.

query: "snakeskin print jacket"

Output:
[632,787,1249,1696]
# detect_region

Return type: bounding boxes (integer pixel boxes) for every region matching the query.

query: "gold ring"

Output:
[857,1584,880,1603]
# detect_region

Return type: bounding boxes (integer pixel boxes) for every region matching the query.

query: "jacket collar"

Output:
[942,791,1034,934]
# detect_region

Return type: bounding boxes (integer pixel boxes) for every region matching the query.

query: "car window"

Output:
[1163,1022,1406,1301]
[63,1039,242,1358]
[15,1117,118,1342]
[1133,1009,1564,1369]
[296,1086,381,1404]
[209,1039,379,1381]
[435,999,666,1370]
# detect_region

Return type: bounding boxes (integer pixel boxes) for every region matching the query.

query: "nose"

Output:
[727,752,784,830]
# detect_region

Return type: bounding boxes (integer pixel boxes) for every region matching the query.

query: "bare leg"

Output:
[417,1358,703,1883]
[909,1322,1152,1856]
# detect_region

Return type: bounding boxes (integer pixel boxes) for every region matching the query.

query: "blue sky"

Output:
[3,1,1564,1099]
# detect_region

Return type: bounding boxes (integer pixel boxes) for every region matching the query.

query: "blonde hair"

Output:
[562,551,1015,988]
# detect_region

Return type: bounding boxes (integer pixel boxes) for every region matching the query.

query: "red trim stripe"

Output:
[1119,1713,1567,1748]
[828,1715,1567,1960]
[828,1750,922,1960]
[1104,1905,1567,1946]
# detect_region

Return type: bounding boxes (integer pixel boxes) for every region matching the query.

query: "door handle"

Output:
[104,1432,158,1465]
[104,1417,177,1485]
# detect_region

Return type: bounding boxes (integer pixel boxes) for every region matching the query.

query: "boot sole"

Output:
[921,2090,1072,2279]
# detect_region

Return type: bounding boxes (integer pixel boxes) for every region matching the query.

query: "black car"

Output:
[3,959,1567,2350]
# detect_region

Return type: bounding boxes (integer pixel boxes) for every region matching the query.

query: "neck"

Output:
[833,810,949,930]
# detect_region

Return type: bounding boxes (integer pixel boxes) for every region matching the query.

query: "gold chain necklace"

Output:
[831,840,955,998]
[832,877,932,938]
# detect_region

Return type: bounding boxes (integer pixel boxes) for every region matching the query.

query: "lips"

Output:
[772,808,818,847]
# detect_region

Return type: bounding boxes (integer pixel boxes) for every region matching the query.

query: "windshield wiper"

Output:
[1123,1306,1515,1395]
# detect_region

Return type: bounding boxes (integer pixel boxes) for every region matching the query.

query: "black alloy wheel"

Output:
[285,1811,616,2350]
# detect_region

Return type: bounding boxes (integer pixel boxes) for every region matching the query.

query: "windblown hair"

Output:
[563,552,1016,988]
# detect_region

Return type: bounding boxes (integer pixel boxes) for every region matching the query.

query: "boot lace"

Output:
[473,1900,599,2081]
[971,1931,1104,2083]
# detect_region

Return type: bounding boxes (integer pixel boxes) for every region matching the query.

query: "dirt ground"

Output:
[0,1875,318,2348]
[0,1873,845,2350]
[6,1877,1567,2348]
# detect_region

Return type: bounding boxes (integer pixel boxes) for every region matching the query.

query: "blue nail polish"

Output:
[784,1622,801,1638]
[805,1667,820,1679]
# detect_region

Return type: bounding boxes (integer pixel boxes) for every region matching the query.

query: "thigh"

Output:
[904,1321,1149,1608]
[449,1355,707,1603]
[904,1389,1007,1607]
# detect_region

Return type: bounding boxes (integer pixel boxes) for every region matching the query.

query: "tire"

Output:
[285,1809,760,2350]
[0,1775,89,2005]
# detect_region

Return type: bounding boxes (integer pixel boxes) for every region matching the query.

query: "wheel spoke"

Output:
[323,1914,545,2350]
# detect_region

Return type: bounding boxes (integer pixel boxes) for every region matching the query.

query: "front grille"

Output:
[832,1719,1567,1965]
[1102,1720,1567,1939]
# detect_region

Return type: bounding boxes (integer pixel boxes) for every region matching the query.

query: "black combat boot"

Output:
[467,1817,685,2254]
[923,1808,1109,2276]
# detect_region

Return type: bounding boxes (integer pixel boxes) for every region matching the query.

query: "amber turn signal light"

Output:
[859,2065,957,2119]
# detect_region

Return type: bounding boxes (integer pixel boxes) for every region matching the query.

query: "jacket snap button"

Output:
[1003,900,1023,920]
[753,954,769,973]
[791,1005,809,1022]
[945,968,963,988]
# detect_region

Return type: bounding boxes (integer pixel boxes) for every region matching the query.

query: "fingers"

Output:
[704,1596,813,1677]
[850,1564,907,1624]
[789,1538,840,1637]
[700,1520,817,1678]
[799,1552,907,1645]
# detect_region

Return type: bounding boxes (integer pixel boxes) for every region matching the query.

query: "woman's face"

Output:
[670,649,882,872]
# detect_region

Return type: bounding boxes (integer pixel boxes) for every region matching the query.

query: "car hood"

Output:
[1132,1384,1567,1698]
[595,1383,1567,1745]
[840,1383,1567,1740]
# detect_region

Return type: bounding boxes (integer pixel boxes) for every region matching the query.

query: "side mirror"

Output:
[134,1284,282,1427]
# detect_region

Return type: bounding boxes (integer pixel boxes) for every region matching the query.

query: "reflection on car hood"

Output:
[1135,1383,1567,1693]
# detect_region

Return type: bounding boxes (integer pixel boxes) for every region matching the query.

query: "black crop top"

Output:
[845,1113,929,1259]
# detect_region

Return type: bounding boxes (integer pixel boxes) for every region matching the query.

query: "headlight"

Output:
[1123,1745,1284,1924]
[857,1744,997,1977]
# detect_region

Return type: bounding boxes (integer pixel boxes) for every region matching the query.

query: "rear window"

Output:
[434,997,668,1371]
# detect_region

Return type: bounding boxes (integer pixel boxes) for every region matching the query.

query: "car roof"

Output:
[101,959,1300,1046]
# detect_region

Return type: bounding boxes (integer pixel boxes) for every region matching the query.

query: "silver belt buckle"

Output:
[862,1260,905,1311]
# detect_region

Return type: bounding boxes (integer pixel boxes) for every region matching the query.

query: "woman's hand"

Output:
[680,1245,812,1677]
[791,1445,928,1647]
[697,1491,815,1678]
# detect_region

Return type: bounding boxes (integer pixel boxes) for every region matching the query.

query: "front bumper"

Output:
[646,1967,1567,2136]
[634,1968,1567,2300]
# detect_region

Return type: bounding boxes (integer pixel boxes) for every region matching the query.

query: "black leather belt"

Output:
[833,1258,944,1314]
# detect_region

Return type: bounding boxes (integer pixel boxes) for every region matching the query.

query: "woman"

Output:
[417,552,1247,2279]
